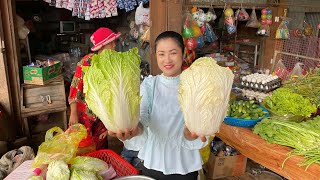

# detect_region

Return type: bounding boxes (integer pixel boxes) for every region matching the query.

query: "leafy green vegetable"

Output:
[70,156,108,172]
[70,169,102,180]
[83,48,141,132]
[263,88,317,118]
[46,160,70,180]
[253,116,320,169]
[178,57,234,135]
[284,68,320,107]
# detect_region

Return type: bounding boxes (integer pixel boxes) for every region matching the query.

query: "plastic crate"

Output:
[85,149,139,177]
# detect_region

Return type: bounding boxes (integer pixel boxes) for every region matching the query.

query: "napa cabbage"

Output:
[83,48,141,132]
[46,160,70,180]
[178,57,234,135]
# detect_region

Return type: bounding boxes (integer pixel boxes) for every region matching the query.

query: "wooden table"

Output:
[216,123,320,180]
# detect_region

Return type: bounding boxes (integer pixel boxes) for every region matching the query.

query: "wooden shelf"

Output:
[216,123,320,180]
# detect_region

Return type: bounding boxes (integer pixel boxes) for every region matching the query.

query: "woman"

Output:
[109,31,208,180]
[68,27,120,150]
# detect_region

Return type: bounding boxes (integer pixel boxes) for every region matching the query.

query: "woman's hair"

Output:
[155,31,184,54]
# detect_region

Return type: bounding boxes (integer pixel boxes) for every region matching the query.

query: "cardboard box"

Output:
[206,152,247,179]
[23,61,62,85]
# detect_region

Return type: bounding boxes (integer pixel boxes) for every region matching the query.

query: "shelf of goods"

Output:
[20,76,67,137]
[216,123,320,180]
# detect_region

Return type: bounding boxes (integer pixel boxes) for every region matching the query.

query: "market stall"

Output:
[217,123,320,180]
[179,1,320,179]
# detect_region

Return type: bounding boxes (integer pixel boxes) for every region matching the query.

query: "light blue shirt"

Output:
[124,74,208,175]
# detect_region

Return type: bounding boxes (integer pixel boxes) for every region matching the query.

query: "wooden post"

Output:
[0,0,22,134]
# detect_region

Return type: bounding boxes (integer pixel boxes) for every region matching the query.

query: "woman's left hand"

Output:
[183,125,207,142]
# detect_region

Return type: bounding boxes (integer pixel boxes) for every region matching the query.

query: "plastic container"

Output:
[85,149,139,177]
[224,106,270,127]
[77,135,96,156]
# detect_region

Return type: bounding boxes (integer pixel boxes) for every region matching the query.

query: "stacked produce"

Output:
[253,116,320,169]
[227,100,267,120]
[30,156,115,179]
[283,68,320,108]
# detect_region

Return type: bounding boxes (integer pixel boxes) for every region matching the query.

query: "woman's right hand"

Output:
[68,113,79,126]
[108,123,143,141]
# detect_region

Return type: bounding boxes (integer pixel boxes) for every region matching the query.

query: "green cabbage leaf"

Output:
[46,160,70,180]
[83,48,141,132]
[70,169,101,180]
[70,156,108,172]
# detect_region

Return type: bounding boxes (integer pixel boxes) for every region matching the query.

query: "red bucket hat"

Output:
[90,27,121,51]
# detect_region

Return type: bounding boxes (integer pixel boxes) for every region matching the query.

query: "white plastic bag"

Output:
[246,8,259,28]
[135,2,150,26]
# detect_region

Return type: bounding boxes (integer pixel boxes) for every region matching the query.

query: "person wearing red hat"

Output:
[68,27,121,150]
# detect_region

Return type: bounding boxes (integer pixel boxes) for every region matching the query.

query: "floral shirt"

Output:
[68,54,97,121]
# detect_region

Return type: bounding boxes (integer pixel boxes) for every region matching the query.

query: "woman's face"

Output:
[156,38,183,77]
[98,40,116,53]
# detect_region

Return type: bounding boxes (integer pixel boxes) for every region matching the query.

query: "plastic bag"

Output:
[32,124,87,168]
[246,8,260,28]
[204,23,217,43]
[289,62,305,79]
[303,21,313,36]
[275,18,290,39]
[199,137,213,163]
[182,11,199,39]
[256,24,270,36]
[236,8,249,21]
[135,2,150,26]
[141,26,150,42]
[273,59,289,80]
[206,8,217,22]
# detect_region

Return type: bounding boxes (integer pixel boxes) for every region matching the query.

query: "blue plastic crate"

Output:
[224,106,270,127]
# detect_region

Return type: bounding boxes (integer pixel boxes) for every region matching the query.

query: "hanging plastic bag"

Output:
[257,24,270,36]
[32,124,87,168]
[135,2,150,26]
[246,8,260,28]
[273,59,289,80]
[275,18,290,39]
[236,8,249,21]
[303,21,313,36]
[289,62,306,80]
[141,26,150,43]
[191,7,206,33]
[204,23,217,43]
[182,11,198,39]
[225,16,236,34]
[206,8,217,22]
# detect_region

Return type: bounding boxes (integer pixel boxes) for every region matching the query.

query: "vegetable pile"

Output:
[178,57,234,135]
[283,68,320,108]
[31,156,112,180]
[253,116,320,169]
[263,88,317,119]
[83,48,141,132]
[227,100,267,120]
